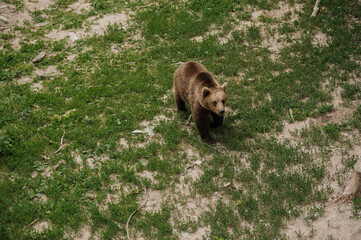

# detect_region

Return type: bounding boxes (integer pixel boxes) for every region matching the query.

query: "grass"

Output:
[0,0,361,239]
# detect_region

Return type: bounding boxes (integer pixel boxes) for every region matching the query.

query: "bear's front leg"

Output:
[193,105,215,145]
[175,94,187,112]
[210,111,224,128]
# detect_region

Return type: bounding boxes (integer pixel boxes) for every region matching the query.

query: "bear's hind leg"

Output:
[210,112,223,128]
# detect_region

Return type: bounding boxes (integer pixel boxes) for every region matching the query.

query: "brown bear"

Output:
[173,61,228,144]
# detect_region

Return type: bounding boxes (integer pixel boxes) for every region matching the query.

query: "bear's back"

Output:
[193,72,218,89]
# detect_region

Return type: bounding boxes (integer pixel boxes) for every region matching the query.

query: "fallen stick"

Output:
[186,114,192,125]
[126,183,148,240]
[0,16,9,23]
[311,0,321,18]
[19,218,39,232]
[137,3,156,9]
[289,109,294,121]
[32,51,46,63]
[54,131,65,154]
[38,73,65,78]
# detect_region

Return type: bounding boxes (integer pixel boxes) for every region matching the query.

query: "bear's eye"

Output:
[213,101,217,106]
[222,100,225,104]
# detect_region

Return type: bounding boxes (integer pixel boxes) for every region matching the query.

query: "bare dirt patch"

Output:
[181,227,209,240]
[118,137,130,150]
[9,37,23,50]
[24,0,53,12]
[278,88,355,142]
[275,69,361,239]
[279,139,361,239]
[323,142,361,202]
[184,146,200,160]
[35,65,61,77]
[91,12,129,33]
[66,53,77,61]
[144,189,163,212]
[33,221,51,232]
[260,2,303,21]
[17,76,32,84]
[127,114,171,148]
[26,65,62,90]
[137,170,154,181]
[283,203,361,240]
[313,31,331,47]
[172,193,222,239]
[72,153,83,169]
[45,29,73,42]
[74,225,94,240]
[261,32,291,53]
[0,4,32,28]
[68,0,92,14]
[259,2,303,54]
[193,2,304,53]
[31,82,44,91]
[45,12,130,43]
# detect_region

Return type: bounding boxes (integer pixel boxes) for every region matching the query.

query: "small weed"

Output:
[279,23,295,34]
[32,10,46,23]
[352,194,361,219]
[55,0,78,8]
[351,105,361,131]
[327,235,337,240]
[316,104,333,116]
[103,24,126,43]
[322,123,341,141]
[341,83,361,100]
[295,230,304,240]
[343,155,358,170]
[91,0,109,11]
[1,33,14,40]
[0,133,14,157]
[308,226,316,238]
[259,15,277,23]
[305,205,325,224]
[136,206,174,239]
[239,11,252,20]
[51,40,67,52]
[246,26,262,44]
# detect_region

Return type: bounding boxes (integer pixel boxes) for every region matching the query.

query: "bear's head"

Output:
[201,83,228,116]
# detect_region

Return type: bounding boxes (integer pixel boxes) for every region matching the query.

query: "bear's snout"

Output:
[218,110,225,116]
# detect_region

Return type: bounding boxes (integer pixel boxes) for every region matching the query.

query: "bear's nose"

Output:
[220,110,225,115]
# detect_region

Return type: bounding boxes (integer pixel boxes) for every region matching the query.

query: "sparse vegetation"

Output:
[0,0,360,239]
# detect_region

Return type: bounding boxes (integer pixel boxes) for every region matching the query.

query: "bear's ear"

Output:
[202,87,211,98]
[220,83,227,91]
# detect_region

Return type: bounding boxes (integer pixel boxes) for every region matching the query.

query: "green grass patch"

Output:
[0,0,360,239]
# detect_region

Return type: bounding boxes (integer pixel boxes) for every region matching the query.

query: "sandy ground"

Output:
[284,203,361,240]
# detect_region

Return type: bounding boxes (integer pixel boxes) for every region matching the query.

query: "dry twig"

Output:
[137,3,156,9]
[32,51,46,63]
[186,114,192,125]
[311,0,321,18]
[54,131,65,154]
[38,73,65,78]
[20,218,39,232]
[126,183,148,240]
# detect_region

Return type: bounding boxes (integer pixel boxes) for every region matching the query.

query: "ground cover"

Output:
[0,0,361,239]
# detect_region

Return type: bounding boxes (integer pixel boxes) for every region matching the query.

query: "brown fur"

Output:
[173,61,227,144]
